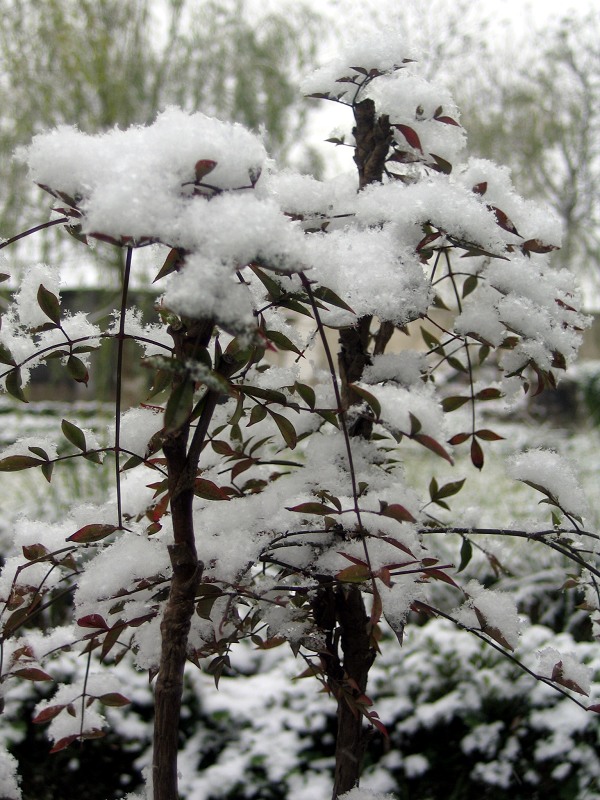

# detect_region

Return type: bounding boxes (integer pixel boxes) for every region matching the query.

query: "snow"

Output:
[508,449,589,519]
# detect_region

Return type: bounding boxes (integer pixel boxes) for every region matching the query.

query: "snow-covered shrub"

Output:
[0,26,597,800]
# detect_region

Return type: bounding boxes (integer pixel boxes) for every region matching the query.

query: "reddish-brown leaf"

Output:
[471,438,484,470]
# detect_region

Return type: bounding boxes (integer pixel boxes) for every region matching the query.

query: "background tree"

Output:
[0,0,321,272]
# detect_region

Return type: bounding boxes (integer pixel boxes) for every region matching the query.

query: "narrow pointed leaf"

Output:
[62,419,87,451]
[37,284,61,324]
[67,523,118,543]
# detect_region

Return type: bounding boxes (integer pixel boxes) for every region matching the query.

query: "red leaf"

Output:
[488,205,521,237]
[193,478,231,501]
[98,692,131,707]
[414,434,453,464]
[394,124,423,152]
[472,182,488,196]
[523,239,559,254]
[380,503,416,524]
[12,667,52,682]
[77,614,109,630]
[448,432,470,446]
[435,115,460,126]
[195,159,217,181]
[33,705,66,724]
[50,734,79,753]
[67,523,118,543]
[471,438,484,470]
[286,502,339,516]
[587,704,600,713]
[475,429,504,441]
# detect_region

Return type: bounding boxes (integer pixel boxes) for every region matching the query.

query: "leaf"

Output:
[294,382,316,410]
[67,523,118,543]
[475,387,502,401]
[195,159,217,181]
[472,182,488,195]
[238,385,288,406]
[194,478,230,501]
[394,124,423,152]
[336,564,371,583]
[154,247,184,283]
[164,379,193,432]
[429,153,452,174]
[61,419,87,451]
[33,705,66,724]
[475,429,504,441]
[247,404,268,427]
[457,537,473,573]
[523,239,559,254]
[448,432,470,445]
[265,329,303,357]
[311,285,355,314]
[77,614,109,630]
[442,396,470,412]
[380,503,416,524]
[462,274,478,298]
[414,433,453,464]
[37,284,61,325]
[50,734,80,753]
[0,454,46,471]
[435,479,466,500]
[287,502,340,516]
[66,355,89,386]
[471,437,484,470]
[98,693,131,707]
[488,205,521,237]
[435,115,460,126]
[22,543,49,561]
[12,667,52,681]
[267,409,297,450]
[5,369,27,403]
[0,343,16,366]
[349,383,381,419]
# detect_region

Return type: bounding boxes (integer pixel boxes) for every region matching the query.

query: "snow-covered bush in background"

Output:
[0,26,597,800]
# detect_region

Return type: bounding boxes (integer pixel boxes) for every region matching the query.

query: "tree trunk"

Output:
[328,95,392,799]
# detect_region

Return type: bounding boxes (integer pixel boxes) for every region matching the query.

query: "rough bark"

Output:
[328,97,392,799]
[152,319,214,800]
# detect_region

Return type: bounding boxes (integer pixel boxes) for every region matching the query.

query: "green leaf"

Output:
[336,564,371,583]
[286,502,339,516]
[442,396,470,412]
[5,369,27,403]
[0,343,16,366]
[66,355,89,386]
[311,285,355,314]
[28,446,48,460]
[164,379,194,432]
[349,383,381,419]
[421,327,442,351]
[435,478,466,500]
[62,419,86,451]
[267,409,297,449]
[457,537,473,573]
[238,385,288,406]
[248,404,268,426]
[294,382,316,410]
[37,284,61,325]
[265,329,303,357]
[67,524,119,543]
[0,455,45,471]
[462,274,478,298]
